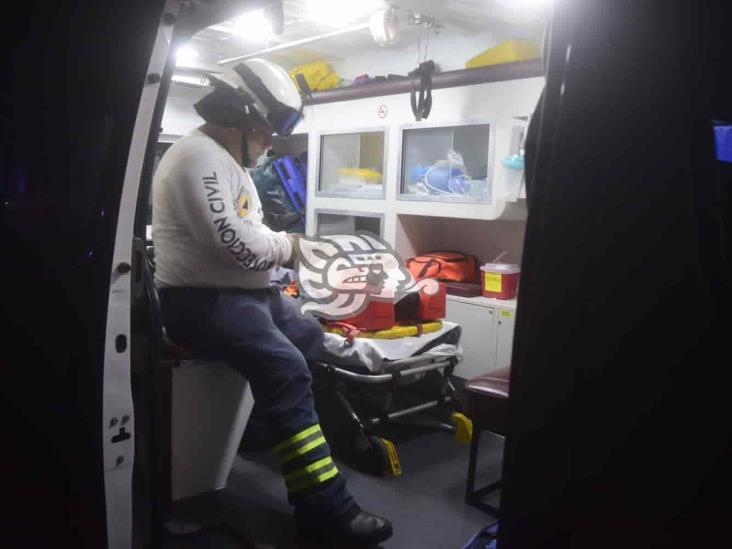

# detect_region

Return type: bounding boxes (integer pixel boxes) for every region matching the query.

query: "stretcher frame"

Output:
[313,351,462,458]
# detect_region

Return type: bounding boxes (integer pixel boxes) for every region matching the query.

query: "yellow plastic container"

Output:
[289,61,341,91]
[337,167,382,182]
[465,39,540,69]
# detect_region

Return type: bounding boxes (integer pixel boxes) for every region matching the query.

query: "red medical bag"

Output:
[406,251,480,284]
[339,300,395,331]
[418,281,446,320]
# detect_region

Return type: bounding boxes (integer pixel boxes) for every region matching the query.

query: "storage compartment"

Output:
[395,214,524,270]
[318,130,386,197]
[399,123,492,203]
[446,300,497,379]
[315,210,383,238]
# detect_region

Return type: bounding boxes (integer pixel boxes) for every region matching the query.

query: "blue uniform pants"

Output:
[159,286,355,520]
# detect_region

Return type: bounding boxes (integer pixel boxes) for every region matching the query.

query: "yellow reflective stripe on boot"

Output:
[286,461,340,494]
[279,436,327,464]
[273,424,322,455]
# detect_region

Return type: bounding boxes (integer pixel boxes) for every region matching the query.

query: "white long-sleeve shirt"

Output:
[152,129,292,289]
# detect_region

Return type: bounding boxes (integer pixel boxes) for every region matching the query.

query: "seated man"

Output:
[152,57,393,545]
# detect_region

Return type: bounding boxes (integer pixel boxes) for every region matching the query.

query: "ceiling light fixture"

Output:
[233,9,273,41]
[306,0,385,27]
[175,45,199,66]
[369,7,399,47]
[495,0,553,14]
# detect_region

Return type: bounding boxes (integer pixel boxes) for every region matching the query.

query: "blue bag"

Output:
[249,155,305,233]
[714,125,732,163]
[273,155,307,217]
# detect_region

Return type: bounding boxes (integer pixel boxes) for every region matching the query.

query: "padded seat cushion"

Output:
[161,333,198,362]
[463,367,511,435]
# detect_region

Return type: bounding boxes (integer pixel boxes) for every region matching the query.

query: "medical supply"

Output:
[410,165,429,183]
[502,154,525,170]
[501,155,525,201]
[272,155,306,218]
[406,251,480,283]
[480,260,520,300]
[465,39,540,69]
[289,61,341,92]
[336,167,383,189]
[395,282,447,322]
[418,281,446,320]
[339,299,395,331]
[410,149,472,196]
[250,156,305,232]
[424,165,469,194]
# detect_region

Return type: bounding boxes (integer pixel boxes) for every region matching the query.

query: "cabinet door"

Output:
[496,308,516,369]
[446,300,497,379]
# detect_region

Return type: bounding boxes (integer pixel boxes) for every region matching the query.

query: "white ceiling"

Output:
[177,0,547,76]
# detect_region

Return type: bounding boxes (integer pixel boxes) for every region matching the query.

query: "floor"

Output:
[162,424,503,549]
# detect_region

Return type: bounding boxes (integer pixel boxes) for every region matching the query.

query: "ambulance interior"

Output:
[139,1,549,546]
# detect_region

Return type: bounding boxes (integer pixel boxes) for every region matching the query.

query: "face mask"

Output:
[255,151,269,167]
[240,130,250,168]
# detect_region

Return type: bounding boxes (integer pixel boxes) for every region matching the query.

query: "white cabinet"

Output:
[314,209,383,238]
[304,77,546,236]
[446,297,518,379]
[495,308,516,370]
[446,299,497,380]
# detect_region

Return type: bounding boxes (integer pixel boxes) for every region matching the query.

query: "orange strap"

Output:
[326,321,361,346]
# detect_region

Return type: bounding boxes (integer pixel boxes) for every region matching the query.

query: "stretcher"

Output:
[313,321,472,476]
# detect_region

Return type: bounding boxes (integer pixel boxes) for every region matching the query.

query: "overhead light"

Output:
[233,9,273,41]
[369,7,399,47]
[306,0,385,27]
[175,45,199,66]
[495,0,553,12]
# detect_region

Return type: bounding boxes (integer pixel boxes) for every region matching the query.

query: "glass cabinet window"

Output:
[315,211,382,238]
[318,131,385,197]
[400,124,491,202]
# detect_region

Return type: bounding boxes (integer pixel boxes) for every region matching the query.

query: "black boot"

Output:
[296,506,393,546]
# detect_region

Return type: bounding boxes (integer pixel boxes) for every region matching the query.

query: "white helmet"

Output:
[197,58,303,136]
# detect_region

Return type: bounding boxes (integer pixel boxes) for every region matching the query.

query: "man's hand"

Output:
[282,233,303,269]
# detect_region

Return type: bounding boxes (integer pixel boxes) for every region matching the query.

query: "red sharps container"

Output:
[480,263,520,299]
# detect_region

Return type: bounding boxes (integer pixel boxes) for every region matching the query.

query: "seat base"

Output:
[171,360,254,501]
[465,427,502,517]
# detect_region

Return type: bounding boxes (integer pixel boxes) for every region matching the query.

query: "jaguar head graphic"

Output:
[295,232,439,320]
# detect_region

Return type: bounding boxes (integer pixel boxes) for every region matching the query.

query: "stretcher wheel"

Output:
[451,412,473,444]
[355,435,402,476]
